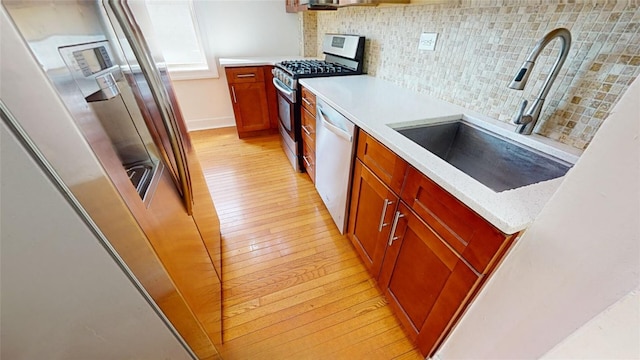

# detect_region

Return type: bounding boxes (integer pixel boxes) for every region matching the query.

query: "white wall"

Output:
[435,77,640,358]
[172,0,301,131]
[542,290,640,359]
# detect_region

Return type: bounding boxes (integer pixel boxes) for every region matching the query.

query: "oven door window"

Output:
[277,93,294,132]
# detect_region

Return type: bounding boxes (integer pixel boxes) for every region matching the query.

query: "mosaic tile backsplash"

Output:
[310,1,640,150]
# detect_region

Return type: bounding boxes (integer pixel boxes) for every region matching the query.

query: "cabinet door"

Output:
[379,202,480,357]
[347,160,399,279]
[230,82,271,136]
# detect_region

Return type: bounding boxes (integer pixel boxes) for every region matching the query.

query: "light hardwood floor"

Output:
[192,127,422,360]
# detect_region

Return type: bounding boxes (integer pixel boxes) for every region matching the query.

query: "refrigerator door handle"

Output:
[107,0,193,214]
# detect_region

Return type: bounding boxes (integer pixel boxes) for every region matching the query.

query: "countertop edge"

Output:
[219,56,316,68]
[300,75,576,234]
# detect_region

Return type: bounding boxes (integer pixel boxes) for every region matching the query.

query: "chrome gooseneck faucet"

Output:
[509,28,571,135]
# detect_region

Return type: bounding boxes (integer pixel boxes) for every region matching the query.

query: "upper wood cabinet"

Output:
[225,66,273,138]
[285,0,308,12]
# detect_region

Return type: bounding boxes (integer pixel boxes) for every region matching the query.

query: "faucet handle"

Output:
[513,100,529,125]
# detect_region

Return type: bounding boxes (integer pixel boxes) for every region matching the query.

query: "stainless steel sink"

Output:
[395,120,572,192]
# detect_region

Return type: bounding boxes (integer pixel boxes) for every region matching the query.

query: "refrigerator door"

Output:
[104,0,194,214]
[2,1,221,356]
[1,105,193,360]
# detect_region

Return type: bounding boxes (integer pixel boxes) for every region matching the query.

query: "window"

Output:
[145,0,217,80]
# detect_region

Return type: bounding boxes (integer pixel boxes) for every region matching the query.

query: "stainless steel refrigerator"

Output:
[1,1,222,358]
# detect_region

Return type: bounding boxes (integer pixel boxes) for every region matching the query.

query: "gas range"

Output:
[278,58,359,78]
[272,34,365,92]
[272,34,364,173]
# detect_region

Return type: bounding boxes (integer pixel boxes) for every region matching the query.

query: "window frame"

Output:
[145,0,218,80]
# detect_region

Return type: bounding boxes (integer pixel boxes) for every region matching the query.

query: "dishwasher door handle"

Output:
[318,110,353,142]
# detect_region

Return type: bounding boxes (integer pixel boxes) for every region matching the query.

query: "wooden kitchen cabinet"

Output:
[225,66,272,138]
[378,202,480,356]
[347,160,399,278]
[301,86,316,116]
[347,129,407,278]
[346,129,517,358]
[356,130,407,194]
[285,0,308,12]
[264,66,280,130]
[301,86,316,182]
[401,167,515,274]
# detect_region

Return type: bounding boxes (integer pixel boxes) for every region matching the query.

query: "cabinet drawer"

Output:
[225,67,264,83]
[301,86,316,116]
[356,130,408,194]
[301,107,316,149]
[401,167,512,273]
[302,143,315,183]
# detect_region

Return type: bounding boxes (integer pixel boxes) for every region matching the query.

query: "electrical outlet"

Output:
[418,32,438,51]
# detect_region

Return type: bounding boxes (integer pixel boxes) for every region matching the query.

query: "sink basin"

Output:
[395,120,572,192]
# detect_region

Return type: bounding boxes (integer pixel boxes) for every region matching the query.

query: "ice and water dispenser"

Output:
[59,40,160,201]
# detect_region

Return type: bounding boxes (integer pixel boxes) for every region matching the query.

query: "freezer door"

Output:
[105,0,194,214]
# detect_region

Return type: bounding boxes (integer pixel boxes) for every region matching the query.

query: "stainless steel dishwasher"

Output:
[315,98,356,234]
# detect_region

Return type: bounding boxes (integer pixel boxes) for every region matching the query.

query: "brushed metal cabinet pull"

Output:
[301,124,312,136]
[231,85,237,103]
[302,97,312,106]
[236,73,256,78]
[387,211,405,246]
[302,155,312,167]
[378,199,394,232]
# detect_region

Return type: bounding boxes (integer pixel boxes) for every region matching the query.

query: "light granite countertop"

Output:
[300,75,582,234]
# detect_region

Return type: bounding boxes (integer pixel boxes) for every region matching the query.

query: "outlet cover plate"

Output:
[419,32,438,51]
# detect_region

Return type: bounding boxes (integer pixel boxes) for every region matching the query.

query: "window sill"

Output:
[168,68,219,81]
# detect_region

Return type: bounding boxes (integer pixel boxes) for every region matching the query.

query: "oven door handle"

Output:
[272,78,295,98]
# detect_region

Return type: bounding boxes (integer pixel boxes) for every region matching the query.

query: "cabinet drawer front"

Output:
[401,166,509,273]
[225,67,264,83]
[301,86,316,116]
[347,160,399,279]
[301,108,316,149]
[356,130,408,194]
[302,143,315,183]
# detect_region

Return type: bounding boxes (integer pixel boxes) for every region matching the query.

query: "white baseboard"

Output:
[186,116,235,132]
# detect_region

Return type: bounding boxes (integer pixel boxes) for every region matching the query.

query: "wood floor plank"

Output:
[224,275,376,343]
[191,128,420,359]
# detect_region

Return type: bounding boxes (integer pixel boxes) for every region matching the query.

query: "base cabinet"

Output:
[300,86,316,181]
[379,202,480,355]
[225,66,274,138]
[347,128,516,358]
[347,159,398,278]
